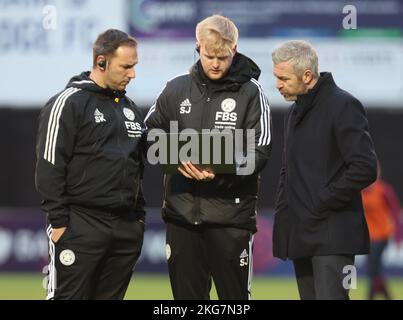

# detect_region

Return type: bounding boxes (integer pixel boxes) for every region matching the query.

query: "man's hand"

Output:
[178,161,215,181]
[51,227,67,243]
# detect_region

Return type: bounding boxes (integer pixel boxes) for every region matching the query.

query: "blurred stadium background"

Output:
[1,0,403,300]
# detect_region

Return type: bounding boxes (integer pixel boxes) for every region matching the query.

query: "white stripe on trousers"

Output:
[44,87,81,165]
[248,233,254,300]
[46,225,56,300]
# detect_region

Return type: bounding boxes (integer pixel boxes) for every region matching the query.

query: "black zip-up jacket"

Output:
[35,72,146,228]
[273,72,378,260]
[145,53,272,231]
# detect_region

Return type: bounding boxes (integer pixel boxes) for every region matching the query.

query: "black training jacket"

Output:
[145,53,272,231]
[35,72,146,228]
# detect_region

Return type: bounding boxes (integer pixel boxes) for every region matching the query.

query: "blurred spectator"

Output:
[362,164,403,300]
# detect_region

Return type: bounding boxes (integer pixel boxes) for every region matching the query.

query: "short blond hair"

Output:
[195,15,238,54]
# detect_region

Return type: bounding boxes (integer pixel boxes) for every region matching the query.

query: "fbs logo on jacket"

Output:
[123,107,142,138]
[94,108,106,123]
[215,98,237,129]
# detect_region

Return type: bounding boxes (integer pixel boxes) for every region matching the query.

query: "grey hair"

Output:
[272,40,319,78]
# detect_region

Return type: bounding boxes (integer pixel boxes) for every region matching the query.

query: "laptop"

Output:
[147,131,237,174]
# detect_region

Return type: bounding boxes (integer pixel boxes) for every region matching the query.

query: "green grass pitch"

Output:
[0,273,402,300]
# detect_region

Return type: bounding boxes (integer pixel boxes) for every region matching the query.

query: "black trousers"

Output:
[166,222,254,300]
[293,255,355,300]
[46,206,144,300]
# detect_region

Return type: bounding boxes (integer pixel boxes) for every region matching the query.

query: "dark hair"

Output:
[93,29,137,67]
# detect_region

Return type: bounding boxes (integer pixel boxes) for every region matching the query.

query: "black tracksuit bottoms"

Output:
[166,221,254,300]
[45,205,144,300]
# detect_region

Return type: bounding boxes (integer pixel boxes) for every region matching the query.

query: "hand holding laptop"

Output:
[178,161,215,182]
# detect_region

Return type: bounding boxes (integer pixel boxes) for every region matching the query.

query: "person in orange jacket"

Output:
[362,164,402,299]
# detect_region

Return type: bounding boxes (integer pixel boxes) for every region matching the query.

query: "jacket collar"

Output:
[190,52,261,93]
[67,71,127,100]
[293,72,335,124]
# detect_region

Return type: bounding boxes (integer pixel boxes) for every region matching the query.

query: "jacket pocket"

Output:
[67,155,88,188]
[70,170,86,189]
[311,191,328,219]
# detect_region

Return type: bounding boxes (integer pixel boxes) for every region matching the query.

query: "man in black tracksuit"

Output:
[145,15,272,300]
[35,30,145,300]
[272,40,378,299]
